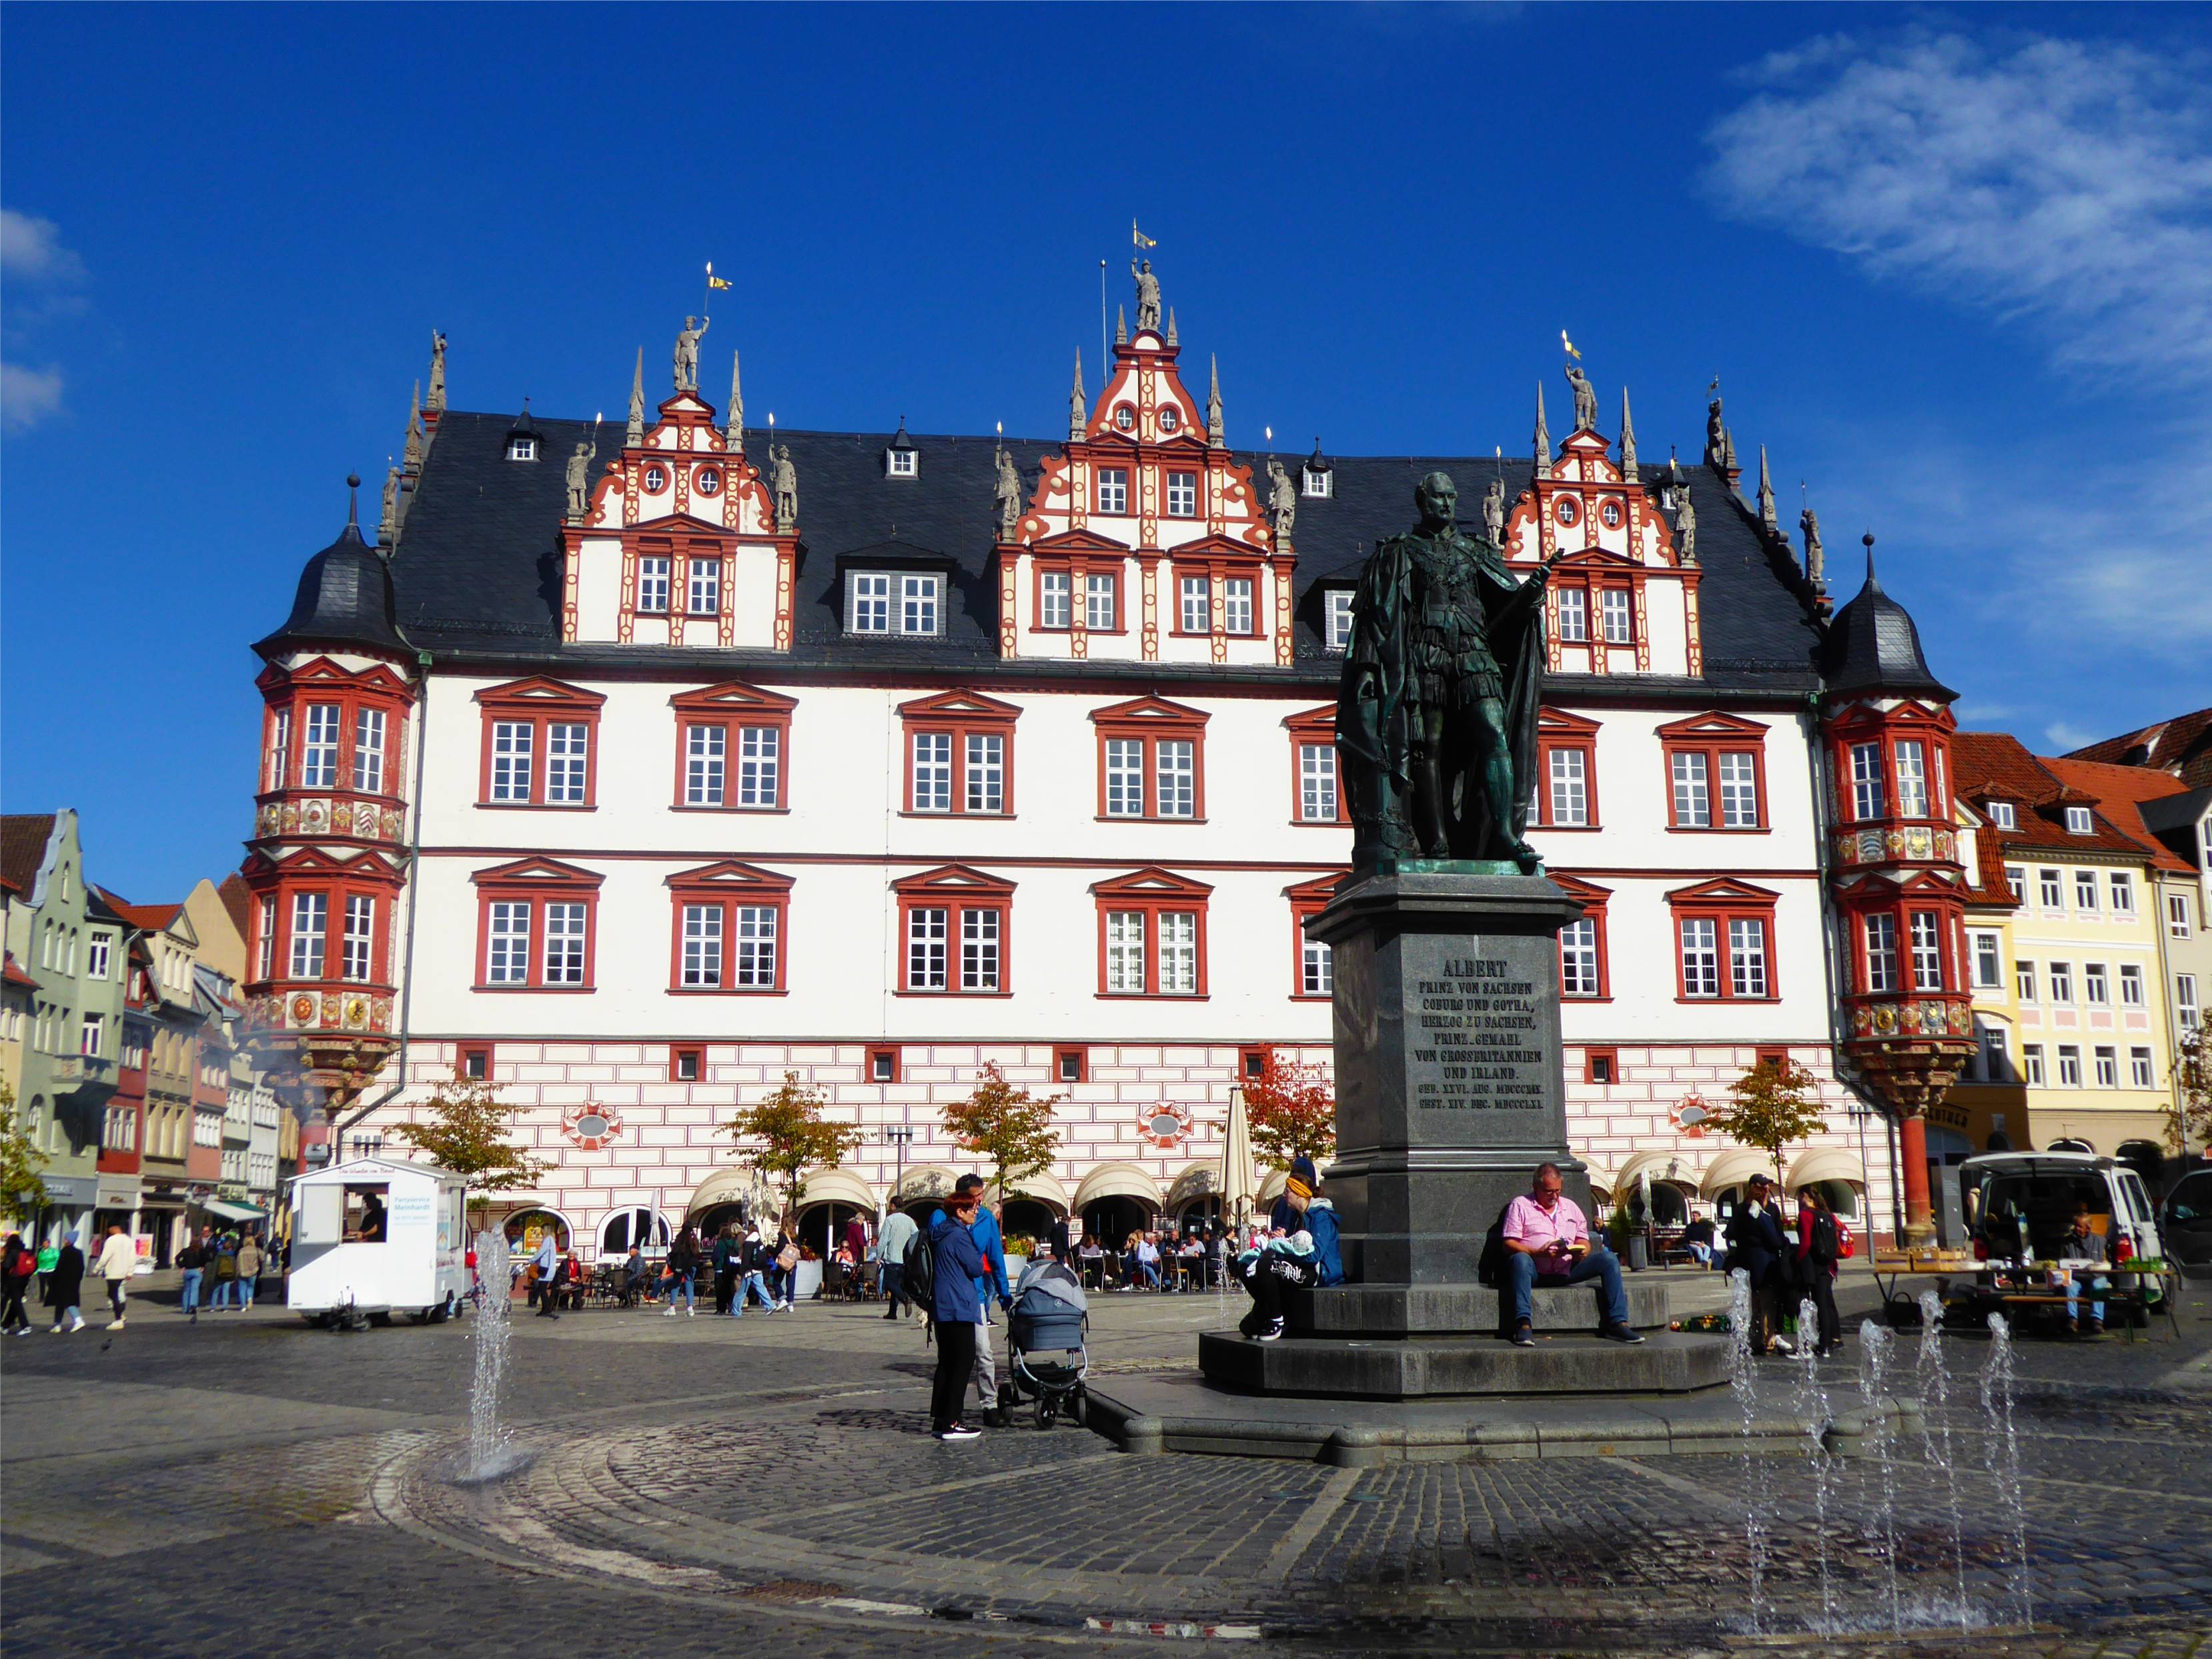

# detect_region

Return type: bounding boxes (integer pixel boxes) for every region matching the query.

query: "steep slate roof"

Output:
[0,814,57,895]
[1952,732,2167,864]
[2039,757,2193,874]
[2068,708,2212,790]
[255,500,410,661]
[376,411,1826,696]
[1820,548,1954,700]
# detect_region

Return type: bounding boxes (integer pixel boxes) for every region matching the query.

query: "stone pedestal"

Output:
[1196,865,1730,1400]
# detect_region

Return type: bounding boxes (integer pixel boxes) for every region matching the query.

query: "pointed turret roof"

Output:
[254,477,411,660]
[1820,534,1952,700]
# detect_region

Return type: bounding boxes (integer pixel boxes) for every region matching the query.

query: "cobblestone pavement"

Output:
[4,1268,2208,1658]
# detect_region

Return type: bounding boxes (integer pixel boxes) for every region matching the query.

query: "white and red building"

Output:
[241,281,1962,1257]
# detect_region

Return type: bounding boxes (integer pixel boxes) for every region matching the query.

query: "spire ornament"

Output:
[1069,350,1087,442]
[1533,382,1552,478]
[426,330,448,415]
[379,464,400,546]
[1165,308,1177,348]
[1115,306,1128,347]
[725,350,744,450]
[1619,387,1638,482]
[403,381,424,471]
[1206,355,1223,444]
[626,349,645,448]
[1757,445,1776,531]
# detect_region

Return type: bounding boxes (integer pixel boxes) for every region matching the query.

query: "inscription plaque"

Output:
[1410,957,1546,1113]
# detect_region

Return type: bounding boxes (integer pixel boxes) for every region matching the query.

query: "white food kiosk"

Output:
[286,1156,472,1325]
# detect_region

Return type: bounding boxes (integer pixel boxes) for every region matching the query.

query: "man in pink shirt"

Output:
[1500,1162,1643,1347]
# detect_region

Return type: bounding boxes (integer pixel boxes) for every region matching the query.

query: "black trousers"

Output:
[0,1280,27,1328]
[931,1319,977,1431]
[713,1265,736,1314]
[1802,1269,1842,1351]
[1237,1254,1319,1325]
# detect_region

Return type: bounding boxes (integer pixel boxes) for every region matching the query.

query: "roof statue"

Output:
[770,444,797,530]
[1206,354,1223,444]
[1756,445,1777,530]
[726,350,744,449]
[404,381,424,470]
[673,315,710,394]
[993,442,1022,541]
[1532,382,1551,478]
[1336,472,1560,874]
[1069,351,1086,441]
[1800,504,1825,588]
[565,437,598,523]
[626,349,645,447]
[1704,382,1736,474]
[426,330,448,415]
[1482,477,1506,547]
[1565,362,1598,434]
[378,464,400,546]
[1674,485,1697,565]
[1618,386,1638,481]
[1131,257,1161,332]
[1266,458,1296,542]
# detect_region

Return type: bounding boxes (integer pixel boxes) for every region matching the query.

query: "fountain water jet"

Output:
[1856,1318,1904,1634]
[1794,1295,1838,1626]
[460,1228,526,1482]
[1981,1311,2034,1626]
[1914,1290,1971,1630]
[1727,1269,1768,1633]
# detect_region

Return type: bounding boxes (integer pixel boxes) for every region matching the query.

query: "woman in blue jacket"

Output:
[927,1193,988,1440]
[1237,1160,1343,1341]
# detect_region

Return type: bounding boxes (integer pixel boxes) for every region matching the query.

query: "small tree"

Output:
[388,1079,549,1210]
[2172,1027,2212,1155]
[722,1071,865,1221]
[1243,1050,1336,1173]
[1704,1057,1830,1188]
[0,1084,51,1226]
[941,1063,1063,1208]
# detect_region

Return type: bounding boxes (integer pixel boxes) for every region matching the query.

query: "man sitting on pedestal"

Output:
[1501,1162,1645,1347]
[1237,1157,1343,1342]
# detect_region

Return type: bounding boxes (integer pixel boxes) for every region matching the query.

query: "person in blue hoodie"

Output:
[931,1175,1013,1422]
[927,1189,989,1440]
[1238,1157,1343,1341]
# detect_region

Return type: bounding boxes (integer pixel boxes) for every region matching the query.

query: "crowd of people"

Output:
[1720,1173,1849,1357]
[1,1222,280,1335]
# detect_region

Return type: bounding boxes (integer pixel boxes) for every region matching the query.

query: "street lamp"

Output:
[883,1126,915,1213]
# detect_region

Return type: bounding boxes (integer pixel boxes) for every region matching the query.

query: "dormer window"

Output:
[1303,466,1333,499]
[1989,800,2017,830]
[2065,805,2094,835]
[1324,589,1355,652]
[506,436,538,462]
[887,448,917,478]
[849,571,943,637]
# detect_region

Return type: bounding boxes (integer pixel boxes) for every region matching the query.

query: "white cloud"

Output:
[2043,721,2098,753]
[1706,30,2212,386]
[0,209,84,286]
[1,362,63,432]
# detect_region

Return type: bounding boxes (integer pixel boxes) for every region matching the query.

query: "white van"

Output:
[1957,1151,2166,1268]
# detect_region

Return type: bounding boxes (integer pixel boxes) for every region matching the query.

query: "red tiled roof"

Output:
[215,873,253,940]
[93,887,183,932]
[2039,757,2193,874]
[2,954,39,991]
[1951,732,2165,863]
[2069,708,2212,790]
[0,814,57,895]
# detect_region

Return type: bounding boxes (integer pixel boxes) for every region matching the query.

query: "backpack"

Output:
[901,1221,935,1309]
[1808,1210,1841,1267]
[1836,1219,1856,1259]
[8,1249,34,1281]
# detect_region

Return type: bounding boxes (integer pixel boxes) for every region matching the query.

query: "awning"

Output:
[1698,1148,1777,1200]
[1782,1148,1868,1190]
[1072,1161,1163,1211]
[1616,1149,1696,1192]
[199,1199,267,1223]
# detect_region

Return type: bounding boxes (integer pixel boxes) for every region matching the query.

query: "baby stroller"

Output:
[996,1257,1091,1428]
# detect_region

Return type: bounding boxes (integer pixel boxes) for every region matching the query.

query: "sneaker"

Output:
[1768,1335,1794,1355]
[109,1319,125,1330]
[1511,1323,1535,1347]
[938,1423,981,1441]
[1256,1317,1285,1343]
[67,1317,85,1333]
[664,1306,677,1317]
[1600,1324,1648,1345]
[686,1307,694,1318]
[49,1324,65,1335]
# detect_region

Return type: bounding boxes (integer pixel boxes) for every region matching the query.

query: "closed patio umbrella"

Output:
[1220,1085,1258,1232]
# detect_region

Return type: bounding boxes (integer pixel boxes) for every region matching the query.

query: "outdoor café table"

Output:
[1871,1249,2181,1341]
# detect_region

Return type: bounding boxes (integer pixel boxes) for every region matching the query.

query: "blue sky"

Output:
[5,3,2208,901]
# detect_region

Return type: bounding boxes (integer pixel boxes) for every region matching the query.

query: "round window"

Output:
[1555,497,1580,527]
[1149,1110,1183,1139]
[694,466,721,496]
[644,464,668,492]
[574,1112,609,1141]
[1158,405,1179,432]
[1600,500,1622,528]
[1114,405,1136,432]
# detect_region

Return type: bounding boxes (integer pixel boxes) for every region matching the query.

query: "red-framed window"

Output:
[457,1043,494,1082]
[1584,1047,1619,1085]
[1666,879,1780,1001]
[1657,712,1770,831]
[1169,554,1265,638]
[670,682,795,812]
[1851,891,1959,996]
[666,861,792,994]
[1552,875,1612,1001]
[1532,710,1602,830]
[245,850,402,992]
[1054,1046,1089,1085]
[475,678,606,809]
[1238,1046,1270,1082]
[256,657,412,802]
[1832,715,1953,826]
[471,857,602,991]
[894,866,1015,995]
[1548,562,1642,651]
[1283,707,1345,825]
[1092,695,1208,822]
[1287,873,1342,999]
[1031,548,1128,635]
[1754,1047,1790,1073]
[898,691,1020,816]
[1092,867,1212,998]
[867,1045,902,1085]
[670,1045,704,1083]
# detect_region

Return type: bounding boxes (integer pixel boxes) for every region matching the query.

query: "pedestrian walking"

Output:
[531,1229,561,1319]
[930,1176,1011,1422]
[1792,1185,1843,1356]
[34,1236,59,1305]
[664,1225,701,1317]
[177,1226,212,1321]
[235,1233,265,1312]
[1725,1173,1790,1354]
[1,1233,35,1334]
[927,1187,988,1441]
[45,1235,86,1333]
[93,1225,136,1328]
[712,1225,738,1316]
[768,1222,800,1309]
[877,1205,918,1320]
[209,1233,239,1310]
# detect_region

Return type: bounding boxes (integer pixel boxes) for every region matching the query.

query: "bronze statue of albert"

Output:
[1337,471,1558,874]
